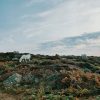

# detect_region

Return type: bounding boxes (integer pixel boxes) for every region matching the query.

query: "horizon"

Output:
[0,51,100,57]
[0,0,100,56]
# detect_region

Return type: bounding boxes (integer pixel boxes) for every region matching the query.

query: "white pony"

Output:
[19,54,31,63]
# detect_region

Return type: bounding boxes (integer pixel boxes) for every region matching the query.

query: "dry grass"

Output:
[0,93,16,100]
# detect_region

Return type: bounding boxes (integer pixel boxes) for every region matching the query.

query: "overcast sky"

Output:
[0,0,100,56]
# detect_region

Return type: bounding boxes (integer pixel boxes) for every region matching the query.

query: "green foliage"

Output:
[96,95,100,100]
[77,88,90,96]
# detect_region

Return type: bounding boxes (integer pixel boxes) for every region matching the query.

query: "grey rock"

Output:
[23,72,35,82]
[3,73,22,87]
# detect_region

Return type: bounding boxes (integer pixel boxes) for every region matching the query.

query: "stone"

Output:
[3,73,22,87]
[23,72,35,83]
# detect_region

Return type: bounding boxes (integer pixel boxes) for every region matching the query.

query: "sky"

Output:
[0,0,100,56]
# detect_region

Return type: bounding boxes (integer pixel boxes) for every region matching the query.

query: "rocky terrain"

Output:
[0,52,100,100]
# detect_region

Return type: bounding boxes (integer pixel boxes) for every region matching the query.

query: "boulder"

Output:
[22,72,35,83]
[3,73,22,87]
[22,72,40,84]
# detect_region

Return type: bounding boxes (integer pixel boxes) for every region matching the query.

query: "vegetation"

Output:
[0,52,100,100]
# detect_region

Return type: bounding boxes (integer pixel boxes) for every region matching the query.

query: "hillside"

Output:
[0,52,100,100]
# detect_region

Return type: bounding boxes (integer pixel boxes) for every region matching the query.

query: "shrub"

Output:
[35,82,45,100]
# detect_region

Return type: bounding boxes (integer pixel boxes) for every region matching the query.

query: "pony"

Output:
[19,54,31,63]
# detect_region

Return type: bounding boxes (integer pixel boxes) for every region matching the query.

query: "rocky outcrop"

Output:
[3,73,22,87]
